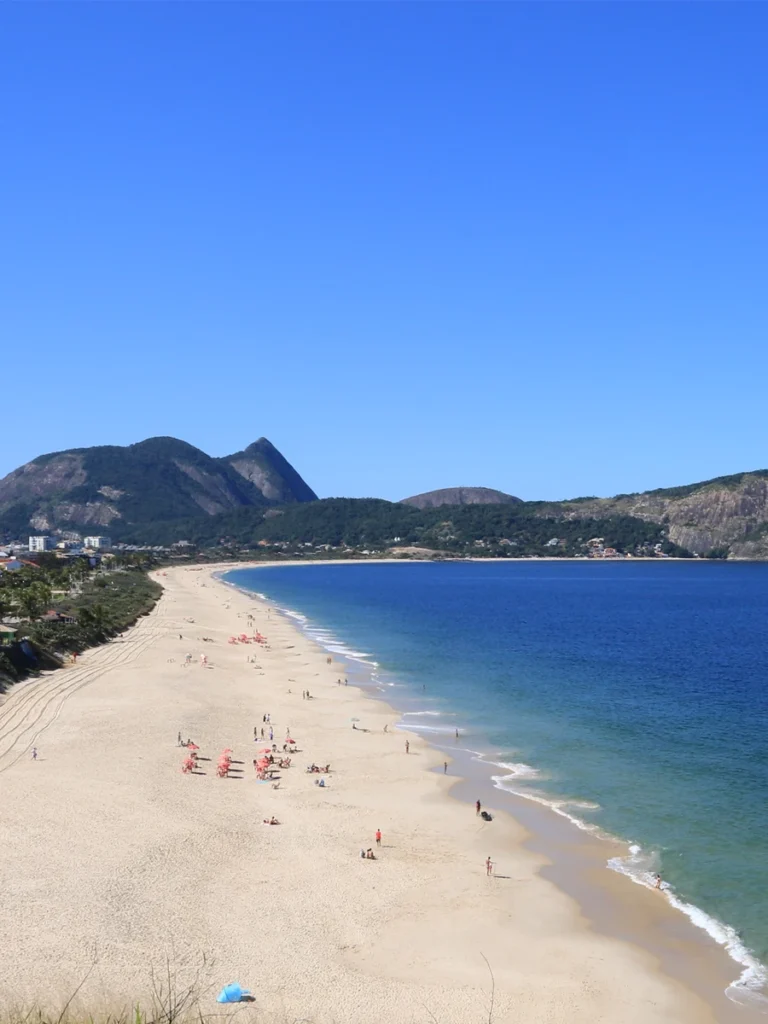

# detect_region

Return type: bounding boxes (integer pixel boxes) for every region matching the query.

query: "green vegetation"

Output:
[0,435,317,540]
[0,554,161,691]
[616,469,768,502]
[56,438,268,533]
[119,497,691,560]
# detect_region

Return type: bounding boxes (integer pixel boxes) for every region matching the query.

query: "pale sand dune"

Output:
[0,566,717,1023]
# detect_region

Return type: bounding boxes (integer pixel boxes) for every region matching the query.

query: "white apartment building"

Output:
[83,536,112,550]
[29,535,54,552]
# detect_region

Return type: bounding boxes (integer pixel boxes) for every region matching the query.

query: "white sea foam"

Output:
[397,722,464,736]
[608,846,768,1004]
[402,710,448,717]
[273,607,380,667]
[281,607,307,624]
[487,767,610,838]
[490,760,541,779]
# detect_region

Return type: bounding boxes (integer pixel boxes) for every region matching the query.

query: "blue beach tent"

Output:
[216,983,251,1003]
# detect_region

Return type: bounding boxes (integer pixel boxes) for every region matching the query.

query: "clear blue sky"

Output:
[3,4,767,501]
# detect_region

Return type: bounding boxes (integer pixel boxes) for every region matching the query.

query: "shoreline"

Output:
[221,559,768,1020]
[0,561,760,1023]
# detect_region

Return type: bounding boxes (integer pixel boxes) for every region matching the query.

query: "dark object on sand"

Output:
[480,810,493,821]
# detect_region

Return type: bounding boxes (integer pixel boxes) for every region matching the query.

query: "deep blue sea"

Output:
[224,560,768,998]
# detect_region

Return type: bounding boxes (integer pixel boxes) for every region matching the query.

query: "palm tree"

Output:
[16,582,52,622]
[78,603,112,637]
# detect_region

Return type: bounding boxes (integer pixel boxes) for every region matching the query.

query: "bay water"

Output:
[224,560,768,1000]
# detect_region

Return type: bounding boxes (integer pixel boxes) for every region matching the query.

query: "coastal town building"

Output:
[83,536,112,550]
[29,535,54,552]
[0,557,39,571]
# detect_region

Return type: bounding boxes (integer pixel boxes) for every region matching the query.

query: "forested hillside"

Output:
[121,497,689,558]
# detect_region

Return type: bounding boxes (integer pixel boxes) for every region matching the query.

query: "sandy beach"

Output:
[0,564,749,1023]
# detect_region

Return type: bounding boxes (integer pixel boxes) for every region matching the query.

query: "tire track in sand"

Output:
[0,609,169,773]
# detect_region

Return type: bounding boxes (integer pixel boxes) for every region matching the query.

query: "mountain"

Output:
[123,469,768,559]
[221,438,317,504]
[0,436,316,538]
[529,470,768,559]
[401,487,522,509]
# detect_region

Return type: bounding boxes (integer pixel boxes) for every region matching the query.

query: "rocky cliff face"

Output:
[538,471,768,558]
[401,486,521,509]
[0,436,316,537]
[222,438,318,504]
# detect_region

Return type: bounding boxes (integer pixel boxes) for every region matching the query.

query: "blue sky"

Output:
[3,4,767,501]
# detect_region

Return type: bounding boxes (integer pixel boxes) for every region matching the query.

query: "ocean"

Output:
[223,560,768,1002]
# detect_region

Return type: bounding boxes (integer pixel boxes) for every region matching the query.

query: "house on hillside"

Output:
[40,610,76,625]
[0,624,17,645]
[0,558,39,572]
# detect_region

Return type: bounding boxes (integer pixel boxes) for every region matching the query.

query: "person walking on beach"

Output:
[269,727,274,741]
[178,731,183,746]
[654,874,663,890]
[31,747,38,760]
[476,800,482,816]
[443,761,448,774]
[375,829,382,847]
[486,856,493,877]
[455,728,460,740]
[405,739,410,754]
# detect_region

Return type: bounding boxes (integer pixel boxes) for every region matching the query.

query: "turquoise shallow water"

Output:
[224,560,768,999]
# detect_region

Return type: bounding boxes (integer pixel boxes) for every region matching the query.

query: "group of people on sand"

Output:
[359,829,382,860]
